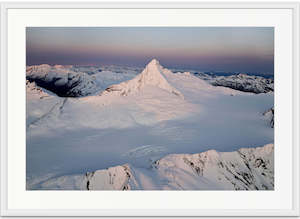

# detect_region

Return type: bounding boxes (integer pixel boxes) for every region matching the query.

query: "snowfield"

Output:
[26,59,274,190]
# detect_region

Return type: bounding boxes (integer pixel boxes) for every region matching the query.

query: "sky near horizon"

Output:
[26,27,274,74]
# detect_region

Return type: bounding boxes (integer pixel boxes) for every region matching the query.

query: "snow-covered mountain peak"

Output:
[147,58,160,66]
[138,58,168,85]
[102,59,184,98]
[141,58,163,77]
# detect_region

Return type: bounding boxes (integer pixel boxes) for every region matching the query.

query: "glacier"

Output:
[26,59,274,190]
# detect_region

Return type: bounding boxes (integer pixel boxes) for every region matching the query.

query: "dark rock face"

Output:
[26,65,98,97]
[209,74,274,94]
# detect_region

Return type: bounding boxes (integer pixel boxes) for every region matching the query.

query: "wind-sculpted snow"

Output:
[208,74,274,94]
[101,59,184,98]
[123,145,167,159]
[26,64,98,97]
[38,144,274,190]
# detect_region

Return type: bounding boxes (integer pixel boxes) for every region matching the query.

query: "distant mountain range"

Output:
[208,74,274,94]
[26,63,274,98]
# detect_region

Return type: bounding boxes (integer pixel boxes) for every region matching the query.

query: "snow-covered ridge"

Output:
[26,80,49,98]
[26,64,98,97]
[263,107,274,128]
[208,74,274,94]
[39,144,274,190]
[101,59,184,98]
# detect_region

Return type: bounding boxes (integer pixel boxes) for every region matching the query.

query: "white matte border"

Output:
[1,2,299,217]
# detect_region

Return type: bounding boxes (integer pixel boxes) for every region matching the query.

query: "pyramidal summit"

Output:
[102,59,184,98]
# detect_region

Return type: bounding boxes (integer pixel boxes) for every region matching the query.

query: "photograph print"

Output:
[26,27,274,190]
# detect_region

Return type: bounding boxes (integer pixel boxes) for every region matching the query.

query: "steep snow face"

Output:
[102,59,183,98]
[26,64,98,97]
[208,74,274,94]
[39,144,274,190]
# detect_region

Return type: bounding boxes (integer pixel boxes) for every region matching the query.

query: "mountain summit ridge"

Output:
[102,59,184,98]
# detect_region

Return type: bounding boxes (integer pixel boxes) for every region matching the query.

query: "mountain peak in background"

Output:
[147,58,160,67]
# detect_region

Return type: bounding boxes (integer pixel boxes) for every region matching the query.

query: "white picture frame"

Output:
[0,1,299,217]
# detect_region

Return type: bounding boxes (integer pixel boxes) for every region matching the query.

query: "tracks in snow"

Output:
[27,98,68,128]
